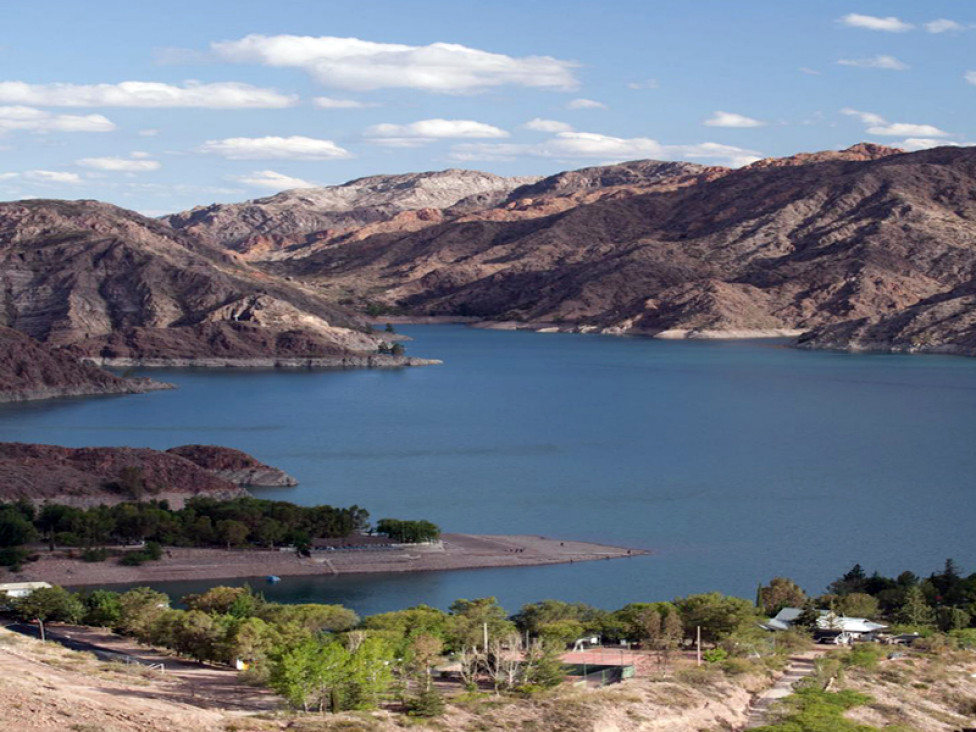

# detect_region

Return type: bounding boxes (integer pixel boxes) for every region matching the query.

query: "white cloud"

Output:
[842,108,951,139]
[25,169,82,183]
[866,122,950,137]
[925,19,966,33]
[841,108,886,125]
[198,135,352,160]
[450,130,761,167]
[523,118,573,133]
[567,98,607,110]
[0,172,18,180]
[703,111,765,128]
[130,151,152,159]
[312,96,377,109]
[211,34,578,93]
[77,156,161,172]
[364,119,508,146]
[0,81,296,108]
[965,71,976,86]
[627,79,659,90]
[837,55,909,70]
[138,129,159,136]
[896,137,963,151]
[838,13,913,32]
[0,105,115,133]
[799,67,822,75]
[232,169,319,190]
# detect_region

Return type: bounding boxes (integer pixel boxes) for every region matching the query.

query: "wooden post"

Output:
[696,626,701,667]
[37,617,45,642]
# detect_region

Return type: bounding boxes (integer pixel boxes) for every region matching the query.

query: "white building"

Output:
[0,581,53,599]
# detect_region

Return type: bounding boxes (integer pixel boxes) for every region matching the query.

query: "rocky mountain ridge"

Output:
[166,169,539,259]
[245,144,976,355]
[0,325,169,403]
[0,199,429,370]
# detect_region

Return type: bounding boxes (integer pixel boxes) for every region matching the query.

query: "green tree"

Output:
[270,638,351,712]
[836,593,880,619]
[346,636,395,709]
[0,510,37,547]
[897,585,935,627]
[82,590,122,627]
[758,577,806,616]
[675,592,757,644]
[12,586,84,624]
[215,519,250,550]
[116,587,170,640]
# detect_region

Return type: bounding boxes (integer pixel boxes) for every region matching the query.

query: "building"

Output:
[762,607,888,642]
[0,581,53,599]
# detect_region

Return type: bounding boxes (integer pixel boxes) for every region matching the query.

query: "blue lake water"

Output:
[3,325,975,616]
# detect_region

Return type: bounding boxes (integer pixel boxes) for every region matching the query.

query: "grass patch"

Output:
[753,688,874,732]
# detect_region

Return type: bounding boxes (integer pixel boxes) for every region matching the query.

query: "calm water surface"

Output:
[4,325,975,615]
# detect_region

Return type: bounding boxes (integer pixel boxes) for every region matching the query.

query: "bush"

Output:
[119,552,146,566]
[843,643,886,670]
[407,686,445,716]
[81,548,108,563]
[675,666,722,687]
[0,546,29,570]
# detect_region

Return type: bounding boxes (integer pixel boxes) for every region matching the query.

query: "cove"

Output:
[4,325,976,616]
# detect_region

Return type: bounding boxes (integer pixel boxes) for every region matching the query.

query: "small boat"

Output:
[266,575,281,584]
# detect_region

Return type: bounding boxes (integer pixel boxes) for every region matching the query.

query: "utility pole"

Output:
[483,621,489,652]
[37,617,45,642]
[696,626,701,667]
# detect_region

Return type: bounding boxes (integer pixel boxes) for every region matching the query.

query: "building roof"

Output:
[0,581,52,592]
[765,607,887,633]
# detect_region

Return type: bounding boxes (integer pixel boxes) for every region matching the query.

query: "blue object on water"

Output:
[266,575,281,584]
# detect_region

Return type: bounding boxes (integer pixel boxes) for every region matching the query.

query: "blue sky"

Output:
[0,0,973,214]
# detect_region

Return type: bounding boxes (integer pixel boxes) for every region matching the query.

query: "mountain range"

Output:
[1,141,975,403]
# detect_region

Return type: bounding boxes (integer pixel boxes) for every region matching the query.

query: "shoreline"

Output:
[13,533,647,588]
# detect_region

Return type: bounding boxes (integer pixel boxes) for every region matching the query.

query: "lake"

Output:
[3,325,975,616]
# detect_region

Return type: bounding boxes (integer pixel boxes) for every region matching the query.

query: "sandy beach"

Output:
[12,533,646,588]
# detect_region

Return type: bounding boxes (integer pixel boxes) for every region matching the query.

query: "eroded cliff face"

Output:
[0,442,250,504]
[258,145,976,352]
[0,199,405,367]
[165,169,540,259]
[165,444,298,487]
[0,325,169,403]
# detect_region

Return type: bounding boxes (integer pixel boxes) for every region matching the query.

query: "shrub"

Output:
[81,548,108,563]
[843,643,886,670]
[0,546,29,570]
[119,552,146,566]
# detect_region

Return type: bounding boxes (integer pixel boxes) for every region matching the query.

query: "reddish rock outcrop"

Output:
[166,445,298,487]
[0,443,247,504]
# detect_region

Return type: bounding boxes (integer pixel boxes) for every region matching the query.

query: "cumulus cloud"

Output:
[450,130,761,167]
[0,81,296,108]
[25,170,82,183]
[840,108,887,125]
[567,98,607,109]
[231,169,320,190]
[211,34,578,93]
[841,108,950,139]
[896,137,965,151]
[198,135,352,160]
[866,122,950,137]
[312,96,377,109]
[364,119,508,146]
[523,118,573,133]
[837,55,909,70]
[77,155,161,172]
[925,19,966,33]
[838,13,913,32]
[703,111,765,128]
[0,105,115,133]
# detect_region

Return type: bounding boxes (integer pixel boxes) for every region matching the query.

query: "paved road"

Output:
[2,621,161,667]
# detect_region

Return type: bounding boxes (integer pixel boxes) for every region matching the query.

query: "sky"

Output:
[0,0,973,214]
